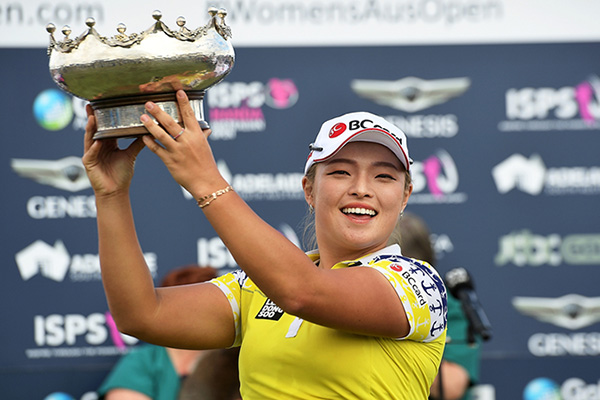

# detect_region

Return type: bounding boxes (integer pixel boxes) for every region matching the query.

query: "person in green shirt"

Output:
[98,265,234,400]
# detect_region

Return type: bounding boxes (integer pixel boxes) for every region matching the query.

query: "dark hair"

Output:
[300,164,318,251]
[389,212,436,265]
[178,347,241,400]
[160,265,219,288]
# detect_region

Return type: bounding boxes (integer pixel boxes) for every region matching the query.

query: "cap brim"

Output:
[310,128,409,173]
[350,129,409,170]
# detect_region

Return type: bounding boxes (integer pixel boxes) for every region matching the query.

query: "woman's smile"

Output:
[341,207,377,217]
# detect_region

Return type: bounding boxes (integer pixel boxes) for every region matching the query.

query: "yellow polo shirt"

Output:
[211,245,447,399]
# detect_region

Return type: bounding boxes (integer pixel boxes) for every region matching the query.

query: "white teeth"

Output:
[342,207,376,216]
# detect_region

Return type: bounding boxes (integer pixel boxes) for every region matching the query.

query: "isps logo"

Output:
[198,223,301,270]
[27,312,138,359]
[499,75,600,132]
[206,79,299,140]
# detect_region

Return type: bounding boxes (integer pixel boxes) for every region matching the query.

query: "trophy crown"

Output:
[47,8,234,100]
[47,8,232,55]
[46,8,235,139]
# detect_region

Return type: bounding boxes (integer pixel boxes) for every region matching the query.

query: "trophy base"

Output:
[90,91,209,140]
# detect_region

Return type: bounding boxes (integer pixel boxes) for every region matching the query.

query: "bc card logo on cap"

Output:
[332,118,403,145]
[305,111,411,174]
[329,122,347,138]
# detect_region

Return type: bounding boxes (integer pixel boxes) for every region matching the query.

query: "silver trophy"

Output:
[46,8,235,139]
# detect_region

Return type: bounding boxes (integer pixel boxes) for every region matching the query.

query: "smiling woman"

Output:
[304,141,409,262]
[301,112,413,252]
[82,93,448,399]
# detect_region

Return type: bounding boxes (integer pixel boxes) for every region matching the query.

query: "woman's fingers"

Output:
[143,92,208,143]
[126,137,146,159]
[141,133,164,155]
[176,90,197,132]
[83,104,97,153]
[142,102,183,142]
[82,137,101,169]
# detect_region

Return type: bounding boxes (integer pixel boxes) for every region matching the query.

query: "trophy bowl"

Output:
[46,8,235,139]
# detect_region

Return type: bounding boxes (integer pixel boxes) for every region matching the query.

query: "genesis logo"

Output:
[11,156,91,192]
[350,76,471,113]
[513,294,600,330]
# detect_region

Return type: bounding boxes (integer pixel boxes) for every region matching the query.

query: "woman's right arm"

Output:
[83,106,234,350]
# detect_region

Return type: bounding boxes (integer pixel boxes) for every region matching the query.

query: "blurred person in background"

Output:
[98,265,241,400]
[390,212,481,400]
[177,346,241,400]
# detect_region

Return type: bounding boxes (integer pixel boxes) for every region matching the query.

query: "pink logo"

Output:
[105,311,126,350]
[576,81,595,123]
[329,123,347,138]
[266,78,298,109]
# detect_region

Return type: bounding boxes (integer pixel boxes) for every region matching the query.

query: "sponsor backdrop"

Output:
[2,1,600,399]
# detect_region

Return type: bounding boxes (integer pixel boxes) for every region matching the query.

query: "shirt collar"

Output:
[307,244,403,267]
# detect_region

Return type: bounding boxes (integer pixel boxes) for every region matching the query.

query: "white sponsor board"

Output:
[2,0,600,48]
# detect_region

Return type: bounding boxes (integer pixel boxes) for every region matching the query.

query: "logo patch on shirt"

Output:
[256,298,284,320]
[390,263,403,272]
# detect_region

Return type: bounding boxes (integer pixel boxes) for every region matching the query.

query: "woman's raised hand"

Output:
[140,90,224,200]
[82,104,146,198]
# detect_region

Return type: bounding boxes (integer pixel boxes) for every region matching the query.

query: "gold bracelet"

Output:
[197,185,234,208]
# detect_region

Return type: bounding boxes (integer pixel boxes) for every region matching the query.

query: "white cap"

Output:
[304,111,412,174]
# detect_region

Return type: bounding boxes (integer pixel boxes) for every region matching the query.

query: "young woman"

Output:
[83,90,447,399]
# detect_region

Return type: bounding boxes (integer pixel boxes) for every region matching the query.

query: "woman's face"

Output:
[303,141,412,256]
